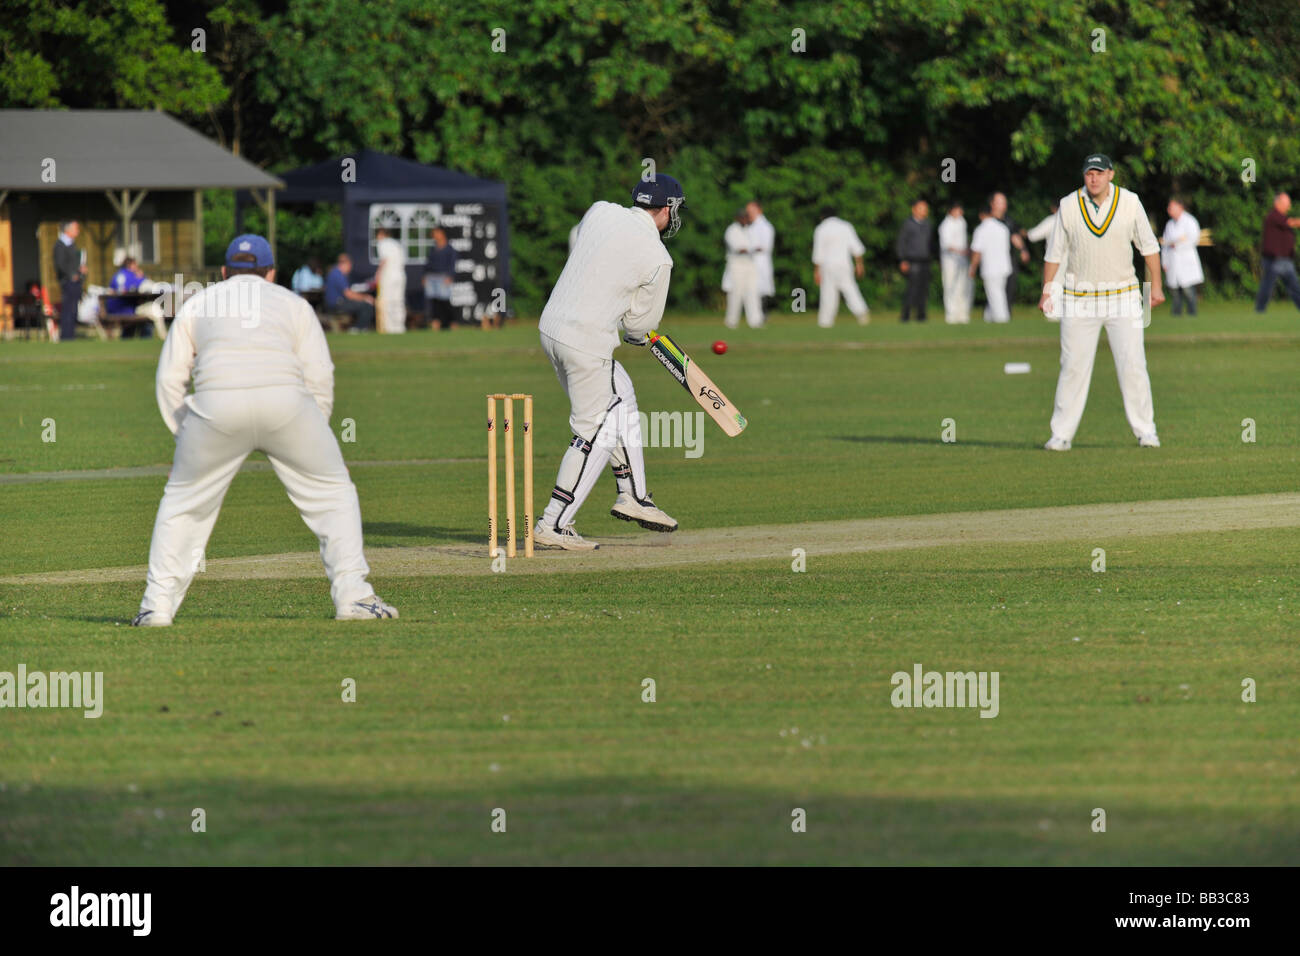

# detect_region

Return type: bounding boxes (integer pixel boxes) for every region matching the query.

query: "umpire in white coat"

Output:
[1161,199,1204,316]
[1040,154,1165,450]
[132,235,396,625]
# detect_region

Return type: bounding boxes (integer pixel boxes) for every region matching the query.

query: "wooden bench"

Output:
[98,290,164,339]
[98,311,157,339]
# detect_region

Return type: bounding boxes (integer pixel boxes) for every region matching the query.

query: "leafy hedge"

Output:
[7,0,1298,310]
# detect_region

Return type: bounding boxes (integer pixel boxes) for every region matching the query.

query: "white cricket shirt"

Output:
[156,275,334,435]
[746,213,776,296]
[970,218,1012,277]
[722,221,752,292]
[539,201,673,359]
[812,217,865,271]
[1045,186,1160,293]
[938,213,969,261]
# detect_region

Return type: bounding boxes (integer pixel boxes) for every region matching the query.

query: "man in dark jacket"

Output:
[423,227,458,330]
[1254,192,1300,312]
[896,199,934,322]
[53,220,85,342]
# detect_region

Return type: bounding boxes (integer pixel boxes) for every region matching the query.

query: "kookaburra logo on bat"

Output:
[699,386,726,409]
[644,330,747,437]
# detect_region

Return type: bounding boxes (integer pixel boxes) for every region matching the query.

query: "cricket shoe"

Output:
[856,309,871,325]
[130,609,172,627]
[336,595,399,620]
[533,520,599,551]
[610,492,678,532]
[1044,437,1072,451]
[1138,433,1161,448]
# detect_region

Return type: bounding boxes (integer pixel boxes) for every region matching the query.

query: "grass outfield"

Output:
[1,301,1298,864]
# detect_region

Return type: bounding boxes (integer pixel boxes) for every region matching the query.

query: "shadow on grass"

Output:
[2,781,1296,866]
[363,522,482,544]
[836,435,1038,449]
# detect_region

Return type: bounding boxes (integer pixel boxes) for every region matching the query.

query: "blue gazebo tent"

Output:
[241,150,509,322]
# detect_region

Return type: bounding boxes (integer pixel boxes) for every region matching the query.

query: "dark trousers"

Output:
[902,260,930,320]
[428,298,454,330]
[59,279,81,341]
[1254,257,1300,312]
[334,298,375,330]
[119,314,154,338]
[1170,285,1198,316]
[1005,268,1019,307]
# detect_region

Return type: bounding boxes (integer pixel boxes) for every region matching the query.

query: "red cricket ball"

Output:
[712,340,727,355]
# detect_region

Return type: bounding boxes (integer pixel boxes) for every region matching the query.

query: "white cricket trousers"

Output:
[817,266,869,327]
[940,255,971,323]
[539,333,648,530]
[1049,299,1155,442]
[140,385,374,619]
[725,260,763,328]
[981,272,1010,322]
[377,273,406,334]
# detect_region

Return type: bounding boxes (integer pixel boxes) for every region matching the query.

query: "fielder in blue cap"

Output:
[224,233,275,269]
[132,232,397,626]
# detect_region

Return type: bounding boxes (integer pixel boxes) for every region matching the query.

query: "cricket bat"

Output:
[644,331,747,437]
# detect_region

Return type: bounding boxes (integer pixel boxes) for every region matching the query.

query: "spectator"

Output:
[108,257,154,338]
[423,228,458,331]
[374,227,406,333]
[896,199,934,322]
[107,257,145,315]
[812,206,870,327]
[969,205,1012,323]
[324,253,376,331]
[745,200,776,321]
[53,220,86,343]
[1254,192,1300,313]
[291,257,325,294]
[723,207,762,329]
[990,192,1031,307]
[1161,198,1204,316]
[938,202,971,324]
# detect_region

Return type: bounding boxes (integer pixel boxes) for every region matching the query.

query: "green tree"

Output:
[187,0,1300,308]
[0,0,226,114]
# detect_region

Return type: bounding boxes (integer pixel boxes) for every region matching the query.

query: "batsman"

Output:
[533,172,686,550]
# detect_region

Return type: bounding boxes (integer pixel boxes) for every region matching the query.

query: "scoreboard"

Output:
[366,201,508,324]
[438,202,505,323]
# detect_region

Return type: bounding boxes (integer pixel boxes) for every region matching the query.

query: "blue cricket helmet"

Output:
[631,173,686,238]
